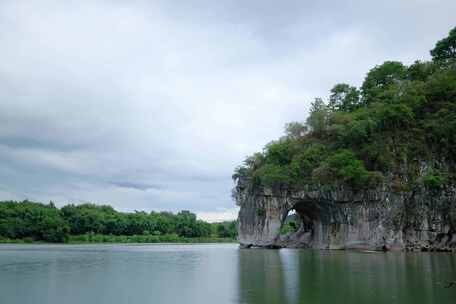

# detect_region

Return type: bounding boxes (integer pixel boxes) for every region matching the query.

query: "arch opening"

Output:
[278,200,320,248]
[280,209,299,235]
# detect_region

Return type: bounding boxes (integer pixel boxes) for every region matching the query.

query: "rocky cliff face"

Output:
[235,177,456,252]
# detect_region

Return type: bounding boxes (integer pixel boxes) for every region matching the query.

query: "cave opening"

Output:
[294,201,320,230]
[279,201,320,247]
[280,209,299,235]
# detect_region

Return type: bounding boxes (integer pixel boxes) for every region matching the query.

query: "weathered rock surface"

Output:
[235,178,456,252]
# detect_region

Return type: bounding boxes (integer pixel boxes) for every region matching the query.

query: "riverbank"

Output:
[0,234,236,244]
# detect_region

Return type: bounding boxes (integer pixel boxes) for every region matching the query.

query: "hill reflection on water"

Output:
[238,248,456,304]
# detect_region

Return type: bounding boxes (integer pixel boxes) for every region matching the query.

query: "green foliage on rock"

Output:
[280,219,298,235]
[256,163,293,188]
[234,27,456,193]
[312,150,383,189]
[423,173,446,190]
[256,207,266,217]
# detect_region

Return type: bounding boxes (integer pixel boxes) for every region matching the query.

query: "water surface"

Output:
[0,244,455,303]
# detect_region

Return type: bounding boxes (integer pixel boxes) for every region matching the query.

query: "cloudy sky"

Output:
[1,0,455,221]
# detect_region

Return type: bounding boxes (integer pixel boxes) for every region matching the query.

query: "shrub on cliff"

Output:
[312,150,383,189]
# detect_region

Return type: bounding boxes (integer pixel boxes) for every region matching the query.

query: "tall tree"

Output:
[361,61,407,104]
[285,122,308,139]
[328,83,360,112]
[306,98,328,136]
[431,26,456,64]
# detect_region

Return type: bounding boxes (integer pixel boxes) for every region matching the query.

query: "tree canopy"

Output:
[234,27,456,193]
[431,27,456,64]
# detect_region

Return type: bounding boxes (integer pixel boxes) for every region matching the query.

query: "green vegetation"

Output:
[0,200,237,243]
[234,27,456,192]
[280,213,299,235]
[423,173,447,191]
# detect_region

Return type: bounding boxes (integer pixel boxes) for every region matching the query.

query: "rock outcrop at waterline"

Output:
[233,28,456,252]
[234,177,456,252]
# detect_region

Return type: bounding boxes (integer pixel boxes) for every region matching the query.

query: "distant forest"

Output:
[0,200,237,243]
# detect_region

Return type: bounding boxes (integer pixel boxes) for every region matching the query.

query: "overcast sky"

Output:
[0,0,455,221]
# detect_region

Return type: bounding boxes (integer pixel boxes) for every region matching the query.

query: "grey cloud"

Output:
[0,0,455,220]
[110,181,163,191]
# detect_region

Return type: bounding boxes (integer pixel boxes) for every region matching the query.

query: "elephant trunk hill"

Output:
[233,27,456,252]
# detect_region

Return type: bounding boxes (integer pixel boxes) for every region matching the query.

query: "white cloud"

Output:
[197,207,240,223]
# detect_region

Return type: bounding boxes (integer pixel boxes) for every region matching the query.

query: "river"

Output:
[0,244,455,303]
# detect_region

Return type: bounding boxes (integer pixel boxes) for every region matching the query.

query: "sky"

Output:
[1,0,455,222]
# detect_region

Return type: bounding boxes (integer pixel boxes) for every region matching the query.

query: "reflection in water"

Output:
[238,249,289,304]
[238,249,456,304]
[1,244,455,304]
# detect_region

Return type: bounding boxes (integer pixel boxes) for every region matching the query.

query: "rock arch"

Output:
[235,184,456,251]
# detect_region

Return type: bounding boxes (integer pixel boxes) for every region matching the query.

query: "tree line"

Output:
[0,200,237,243]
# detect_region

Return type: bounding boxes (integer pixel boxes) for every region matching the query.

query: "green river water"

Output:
[0,244,455,303]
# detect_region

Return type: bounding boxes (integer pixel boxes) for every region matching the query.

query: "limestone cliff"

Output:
[234,175,456,251]
[233,31,456,251]
[233,29,456,251]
